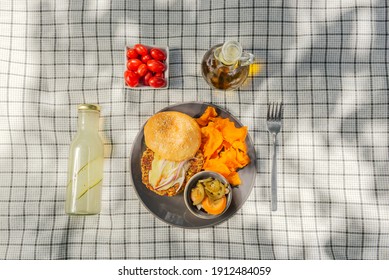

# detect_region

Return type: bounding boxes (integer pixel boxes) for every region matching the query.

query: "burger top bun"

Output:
[144,111,201,162]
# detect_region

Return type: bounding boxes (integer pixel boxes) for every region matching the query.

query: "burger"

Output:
[141,111,204,196]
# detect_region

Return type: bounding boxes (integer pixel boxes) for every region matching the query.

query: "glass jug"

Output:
[201,40,254,90]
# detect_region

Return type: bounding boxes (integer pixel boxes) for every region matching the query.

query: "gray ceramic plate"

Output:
[130,102,256,228]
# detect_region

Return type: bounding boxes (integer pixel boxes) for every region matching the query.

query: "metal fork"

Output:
[267,102,283,211]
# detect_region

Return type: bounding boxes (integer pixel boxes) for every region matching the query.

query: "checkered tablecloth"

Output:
[1,0,388,260]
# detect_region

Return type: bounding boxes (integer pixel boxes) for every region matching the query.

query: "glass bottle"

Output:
[201,40,255,90]
[65,104,104,215]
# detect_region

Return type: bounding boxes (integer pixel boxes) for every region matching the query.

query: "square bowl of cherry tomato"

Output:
[124,44,169,89]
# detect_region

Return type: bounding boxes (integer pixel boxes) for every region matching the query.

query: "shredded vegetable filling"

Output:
[148,154,190,192]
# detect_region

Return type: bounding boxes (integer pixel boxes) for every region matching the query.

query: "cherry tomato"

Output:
[137,64,148,77]
[154,72,164,78]
[143,72,153,86]
[124,70,139,87]
[127,59,142,71]
[147,60,166,73]
[148,76,166,88]
[150,48,166,61]
[141,54,152,63]
[134,44,148,56]
[126,48,138,59]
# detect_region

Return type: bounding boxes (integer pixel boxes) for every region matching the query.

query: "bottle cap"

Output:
[78,104,100,112]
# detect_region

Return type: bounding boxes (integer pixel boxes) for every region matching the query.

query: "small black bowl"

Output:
[184,171,232,219]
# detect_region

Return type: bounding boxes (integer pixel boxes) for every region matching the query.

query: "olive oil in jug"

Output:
[201,40,254,91]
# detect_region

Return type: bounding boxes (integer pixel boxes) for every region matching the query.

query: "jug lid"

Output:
[219,40,242,65]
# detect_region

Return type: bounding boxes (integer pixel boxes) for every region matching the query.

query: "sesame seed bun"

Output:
[144,111,201,162]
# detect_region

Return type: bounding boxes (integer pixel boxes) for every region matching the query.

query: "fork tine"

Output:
[267,103,271,120]
[275,103,281,121]
[271,103,275,119]
[274,103,278,120]
[278,102,283,120]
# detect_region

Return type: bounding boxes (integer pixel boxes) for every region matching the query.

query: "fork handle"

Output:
[271,133,277,211]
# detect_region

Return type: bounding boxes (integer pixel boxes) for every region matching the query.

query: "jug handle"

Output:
[240,52,255,66]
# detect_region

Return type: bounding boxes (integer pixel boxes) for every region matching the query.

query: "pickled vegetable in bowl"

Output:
[191,177,229,215]
[184,171,232,219]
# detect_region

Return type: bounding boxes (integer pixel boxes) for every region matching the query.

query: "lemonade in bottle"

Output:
[65,104,104,215]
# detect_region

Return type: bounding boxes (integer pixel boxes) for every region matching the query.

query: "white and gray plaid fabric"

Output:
[1,0,388,259]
